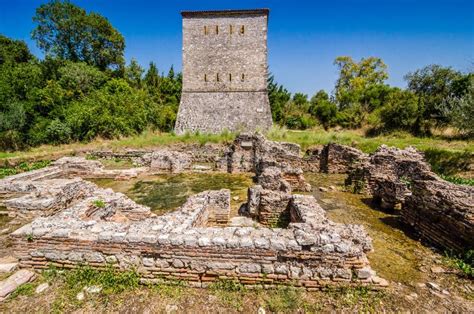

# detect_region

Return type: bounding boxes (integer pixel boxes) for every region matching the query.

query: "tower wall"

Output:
[175,9,273,134]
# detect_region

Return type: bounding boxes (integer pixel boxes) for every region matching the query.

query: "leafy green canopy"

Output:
[32,0,125,70]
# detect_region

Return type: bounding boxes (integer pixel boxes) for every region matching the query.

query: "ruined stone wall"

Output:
[346,145,474,252]
[11,192,382,289]
[403,180,473,252]
[319,144,368,174]
[175,9,272,134]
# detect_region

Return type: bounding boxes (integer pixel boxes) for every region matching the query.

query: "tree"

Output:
[125,58,144,89]
[58,61,107,98]
[281,93,317,130]
[65,79,150,140]
[144,62,160,89]
[267,74,291,123]
[32,0,125,70]
[0,35,33,65]
[379,88,419,131]
[405,64,462,131]
[334,56,388,110]
[309,90,337,129]
[447,76,474,137]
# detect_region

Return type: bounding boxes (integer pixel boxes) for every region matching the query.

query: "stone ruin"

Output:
[0,134,390,289]
[346,145,474,252]
[2,133,471,289]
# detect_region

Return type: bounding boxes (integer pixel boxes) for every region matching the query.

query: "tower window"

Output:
[229,73,232,81]
[216,73,220,82]
[240,25,245,34]
[215,25,219,35]
[204,74,207,82]
[204,26,208,35]
[241,73,245,81]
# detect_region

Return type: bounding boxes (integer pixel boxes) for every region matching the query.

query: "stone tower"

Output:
[174,9,273,134]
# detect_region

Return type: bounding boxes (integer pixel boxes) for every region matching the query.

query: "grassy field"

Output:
[1,128,472,176]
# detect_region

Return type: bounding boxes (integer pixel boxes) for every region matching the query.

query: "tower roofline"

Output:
[181,9,269,18]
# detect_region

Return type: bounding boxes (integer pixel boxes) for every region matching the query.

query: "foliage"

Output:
[209,280,247,311]
[267,74,291,123]
[439,175,474,186]
[58,61,108,98]
[309,90,337,129]
[444,250,474,278]
[65,79,149,140]
[405,64,464,133]
[0,160,51,179]
[9,283,35,299]
[335,104,365,129]
[423,148,472,176]
[378,88,419,131]
[265,286,302,312]
[446,77,474,137]
[281,93,317,130]
[125,58,144,89]
[0,35,34,65]
[32,0,125,70]
[92,199,106,208]
[0,0,472,152]
[41,265,141,302]
[334,56,388,110]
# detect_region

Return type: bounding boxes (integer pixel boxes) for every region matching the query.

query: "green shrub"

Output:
[66,79,150,141]
[444,250,473,278]
[379,88,419,131]
[335,105,365,129]
[45,119,72,144]
[92,199,105,208]
[0,160,51,179]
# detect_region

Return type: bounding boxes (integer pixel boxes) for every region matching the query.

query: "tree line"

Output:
[269,57,473,137]
[1,0,472,151]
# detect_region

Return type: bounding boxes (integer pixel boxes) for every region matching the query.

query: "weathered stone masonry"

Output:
[11,188,380,289]
[346,145,474,252]
[175,9,273,134]
[0,135,388,289]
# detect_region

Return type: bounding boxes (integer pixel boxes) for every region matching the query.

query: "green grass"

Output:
[440,175,474,186]
[9,283,35,299]
[92,199,106,208]
[264,286,302,312]
[208,280,248,311]
[45,265,140,295]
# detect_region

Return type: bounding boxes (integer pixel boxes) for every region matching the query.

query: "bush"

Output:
[45,119,72,144]
[66,79,151,141]
[448,78,474,137]
[309,90,338,129]
[284,113,317,130]
[335,104,365,129]
[0,130,24,151]
[379,89,418,131]
[58,61,107,98]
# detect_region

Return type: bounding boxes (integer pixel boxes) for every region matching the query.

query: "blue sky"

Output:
[1,0,473,96]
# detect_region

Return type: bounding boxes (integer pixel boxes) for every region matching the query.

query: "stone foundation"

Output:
[10,189,382,289]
